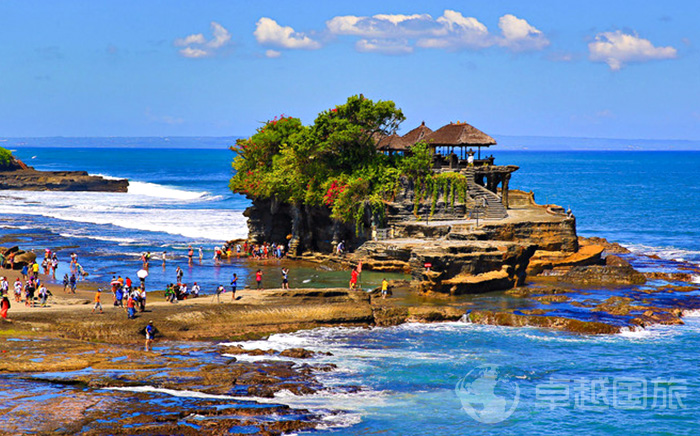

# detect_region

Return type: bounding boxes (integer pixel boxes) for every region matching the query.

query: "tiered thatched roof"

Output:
[374,120,496,152]
[422,121,496,147]
[402,121,433,145]
[374,133,411,151]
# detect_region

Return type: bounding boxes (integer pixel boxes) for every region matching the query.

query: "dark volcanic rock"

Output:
[0,168,128,192]
[561,265,647,286]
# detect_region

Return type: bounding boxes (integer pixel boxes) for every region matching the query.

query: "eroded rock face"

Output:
[0,168,128,192]
[244,198,364,255]
[562,265,647,286]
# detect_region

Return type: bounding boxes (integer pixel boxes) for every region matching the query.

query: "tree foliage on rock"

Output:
[229,95,452,227]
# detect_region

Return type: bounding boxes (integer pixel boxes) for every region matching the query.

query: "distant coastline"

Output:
[2,135,700,151]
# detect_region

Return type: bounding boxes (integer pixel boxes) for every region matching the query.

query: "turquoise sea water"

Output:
[1,139,700,434]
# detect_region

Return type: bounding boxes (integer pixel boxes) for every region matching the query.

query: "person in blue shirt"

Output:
[230,273,238,301]
[145,320,155,351]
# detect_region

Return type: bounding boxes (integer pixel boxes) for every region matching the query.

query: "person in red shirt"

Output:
[349,268,359,289]
[255,270,263,290]
[126,294,136,319]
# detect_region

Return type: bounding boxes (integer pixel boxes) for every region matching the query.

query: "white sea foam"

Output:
[107,385,373,431]
[1,188,247,241]
[127,181,208,201]
[59,232,138,244]
[624,243,700,264]
[682,309,700,318]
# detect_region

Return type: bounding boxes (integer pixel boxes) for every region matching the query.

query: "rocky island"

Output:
[234,96,602,295]
[0,146,128,192]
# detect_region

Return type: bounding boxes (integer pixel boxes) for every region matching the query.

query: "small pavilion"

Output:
[373,120,519,210]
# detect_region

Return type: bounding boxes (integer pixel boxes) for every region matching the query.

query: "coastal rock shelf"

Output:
[0,168,128,192]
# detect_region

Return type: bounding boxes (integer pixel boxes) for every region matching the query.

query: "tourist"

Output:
[69,273,77,293]
[21,264,28,281]
[188,245,194,265]
[179,283,189,299]
[336,241,344,256]
[13,278,22,303]
[41,257,49,275]
[144,320,155,351]
[349,267,359,290]
[126,293,136,319]
[381,278,389,299]
[230,273,238,300]
[191,282,200,298]
[114,285,124,308]
[75,263,85,281]
[0,295,10,320]
[162,251,167,268]
[139,286,146,312]
[213,284,225,303]
[0,277,8,296]
[25,280,35,307]
[51,254,58,279]
[281,268,289,290]
[92,288,103,314]
[198,246,203,263]
[255,269,263,290]
[38,284,50,307]
[32,261,40,278]
[175,266,183,284]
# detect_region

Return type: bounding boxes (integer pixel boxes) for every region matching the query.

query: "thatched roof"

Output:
[402,121,433,145]
[422,122,496,147]
[374,133,411,151]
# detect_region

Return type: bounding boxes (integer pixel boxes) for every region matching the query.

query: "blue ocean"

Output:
[1,138,699,434]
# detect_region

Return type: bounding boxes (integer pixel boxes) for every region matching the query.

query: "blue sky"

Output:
[1,0,698,140]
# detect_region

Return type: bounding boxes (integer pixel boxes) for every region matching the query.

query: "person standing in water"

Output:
[255,270,263,290]
[198,247,203,263]
[187,245,194,266]
[162,251,167,268]
[175,266,183,284]
[281,268,289,290]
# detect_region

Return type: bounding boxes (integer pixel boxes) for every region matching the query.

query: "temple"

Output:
[376,120,519,212]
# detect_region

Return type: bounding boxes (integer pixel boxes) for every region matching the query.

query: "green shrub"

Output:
[0,147,14,169]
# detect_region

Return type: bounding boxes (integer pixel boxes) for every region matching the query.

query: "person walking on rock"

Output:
[1,295,10,320]
[92,288,104,314]
[144,320,156,351]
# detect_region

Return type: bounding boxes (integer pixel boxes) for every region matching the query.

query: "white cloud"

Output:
[588,30,677,70]
[174,33,206,47]
[325,10,548,54]
[356,39,413,55]
[179,47,209,58]
[327,14,436,38]
[265,49,282,58]
[254,17,321,50]
[174,21,231,58]
[417,10,491,49]
[497,14,549,51]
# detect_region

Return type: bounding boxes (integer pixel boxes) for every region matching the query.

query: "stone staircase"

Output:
[462,168,508,220]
